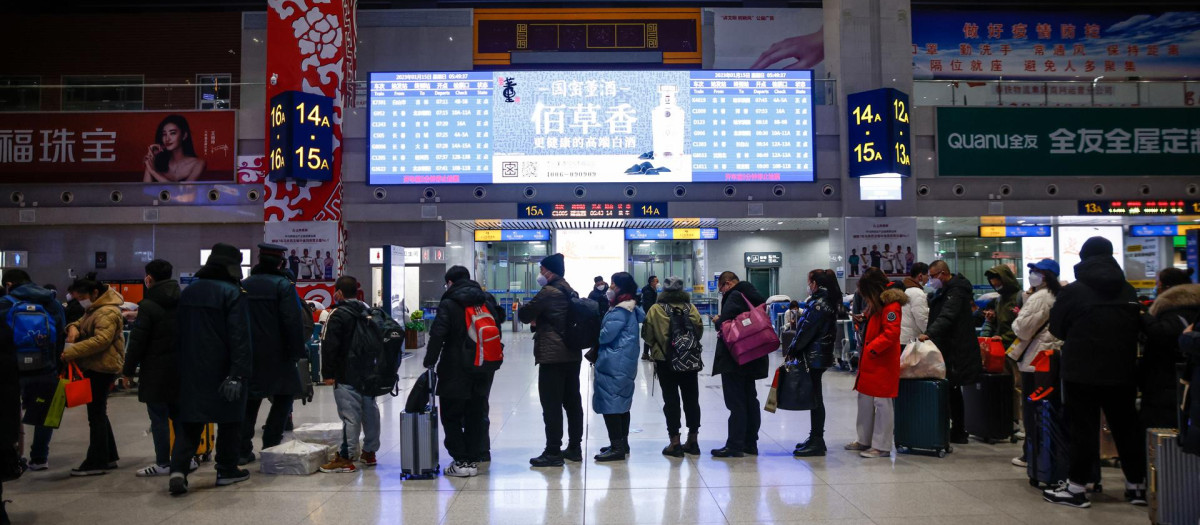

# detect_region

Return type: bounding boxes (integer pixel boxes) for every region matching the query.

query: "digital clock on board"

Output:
[268,90,334,182]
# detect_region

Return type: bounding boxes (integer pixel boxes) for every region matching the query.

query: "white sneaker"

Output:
[1012,456,1028,468]
[136,464,171,477]
[189,458,199,473]
[444,461,478,477]
[27,461,48,471]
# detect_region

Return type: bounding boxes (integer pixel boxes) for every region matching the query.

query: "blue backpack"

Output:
[4,296,57,372]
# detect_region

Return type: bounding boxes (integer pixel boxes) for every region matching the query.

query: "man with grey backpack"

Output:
[641,276,704,457]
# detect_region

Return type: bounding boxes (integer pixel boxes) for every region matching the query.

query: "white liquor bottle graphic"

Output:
[652,84,684,159]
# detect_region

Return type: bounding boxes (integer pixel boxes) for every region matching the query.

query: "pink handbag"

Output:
[720,294,780,365]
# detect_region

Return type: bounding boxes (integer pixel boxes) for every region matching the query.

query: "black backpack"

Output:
[369,306,406,358]
[564,295,601,352]
[667,305,703,372]
[345,306,403,397]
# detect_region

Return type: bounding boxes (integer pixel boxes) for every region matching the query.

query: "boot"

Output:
[562,443,583,462]
[595,441,626,462]
[662,433,684,458]
[530,448,564,468]
[794,436,827,457]
[682,431,701,456]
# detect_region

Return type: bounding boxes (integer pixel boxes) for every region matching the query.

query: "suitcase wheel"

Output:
[937,449,946,458]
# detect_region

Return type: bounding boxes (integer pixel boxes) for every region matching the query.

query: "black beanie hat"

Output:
[541,253,565,277]
[206,243,244,281]
[1079,236,1113,260]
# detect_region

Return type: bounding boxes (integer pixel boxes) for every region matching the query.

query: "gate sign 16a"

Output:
[268,90,335,182]
[368,70,815,185]
[846,88,911,178]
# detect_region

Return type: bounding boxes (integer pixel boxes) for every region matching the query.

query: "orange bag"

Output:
[978,337,1006,374]
[63,362,93,408]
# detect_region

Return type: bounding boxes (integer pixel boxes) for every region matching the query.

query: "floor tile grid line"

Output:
[290,491,342,525]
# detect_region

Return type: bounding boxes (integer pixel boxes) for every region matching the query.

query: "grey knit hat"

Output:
[663,276,685,292]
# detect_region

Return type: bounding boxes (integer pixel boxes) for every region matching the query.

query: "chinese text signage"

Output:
[369,70,814,184]
[625,228,718,240]
[1077,200,1200,216]
[979,225,1051,237]
[268,91,334,182]
[937,107,1200,176]
[847,88,911,178]
[913,10,1200,80]
[744,252,782,268]
[474,229,551,242]
[518,202,667,219]
[0,111,235,183]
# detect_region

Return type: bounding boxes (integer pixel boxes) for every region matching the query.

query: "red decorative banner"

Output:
[237,155,266,184]
[0,111,235,183]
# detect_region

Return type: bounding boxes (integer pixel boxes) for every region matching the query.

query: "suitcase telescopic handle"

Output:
[426,368,437,411]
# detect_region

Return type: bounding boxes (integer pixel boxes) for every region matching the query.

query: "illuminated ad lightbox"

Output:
[368,70,815,185]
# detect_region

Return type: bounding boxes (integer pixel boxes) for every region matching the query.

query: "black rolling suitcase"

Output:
[894,378,952,457]
[1026,397,1103,492]
[963,372,1016,443]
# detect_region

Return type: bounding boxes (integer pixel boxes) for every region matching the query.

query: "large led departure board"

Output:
[368,70,814,185]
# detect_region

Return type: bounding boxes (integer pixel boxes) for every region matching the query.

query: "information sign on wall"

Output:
[847,88,912,178]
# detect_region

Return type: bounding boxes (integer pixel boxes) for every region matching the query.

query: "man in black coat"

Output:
[640,275,659,360]
[122,260,183,477]
[920,260,980,444]
[709,271,768,457]
[238,243,308,465]
[0,270,65,472]
[169,244,253,495]
[517,253,583,467]
[588,276,610,315]
[425,266,504,477]
[1043,237,1147,509]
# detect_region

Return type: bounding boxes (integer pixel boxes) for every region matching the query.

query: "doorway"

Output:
[746,267,778,297]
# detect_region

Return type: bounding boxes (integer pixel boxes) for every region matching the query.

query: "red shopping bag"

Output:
[63,362,93,408]
[978,337,1006,374]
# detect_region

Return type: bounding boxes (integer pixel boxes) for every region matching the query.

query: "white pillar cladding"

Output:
[825,0,916,217]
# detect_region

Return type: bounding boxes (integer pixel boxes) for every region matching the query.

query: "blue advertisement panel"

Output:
[625,228,718,240]
[912,10,1200,80]
[1188,230,1200,283]
[368,70,814,185]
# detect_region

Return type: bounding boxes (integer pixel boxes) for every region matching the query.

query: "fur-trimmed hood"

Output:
[1151,283,1200,316]
[882,287,910,306]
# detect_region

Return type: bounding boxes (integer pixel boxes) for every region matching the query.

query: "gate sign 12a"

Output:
[269,90,334,182]
[847,88,911,178]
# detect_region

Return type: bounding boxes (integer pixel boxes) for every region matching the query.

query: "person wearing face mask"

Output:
[919,260,980,444]
[238,243,308,467]
[710,271,768,458]
[120,260,188,477]
[63,274,126,476]
[641,276,704,457]
[517,253,584,467]
[1,270,66,473]
[1008,258,1062,469]
[984,263,1023,437]
[588,276,611,315]
[64,287,86,325]
[592,272,644,462]
[899,262,930,345]
[789,269,843,457]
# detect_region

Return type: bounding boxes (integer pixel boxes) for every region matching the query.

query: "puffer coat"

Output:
[593,299,644,414]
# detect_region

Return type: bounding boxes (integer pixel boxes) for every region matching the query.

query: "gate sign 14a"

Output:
[268,90,335,182]
[846,88,911,178]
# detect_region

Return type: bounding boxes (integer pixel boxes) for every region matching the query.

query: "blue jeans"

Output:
[334,384,380,460]
[146,403,175,467]
[19,375,56,464]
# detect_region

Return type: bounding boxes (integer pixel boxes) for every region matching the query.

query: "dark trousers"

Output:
[720,373,761,452]
[241,394,294,457]
[950,385,967,438]
[146,402,178,467]
[603,412,631,443]
[81,370,119,468]
[171,421,242,475]
[1064,381,1146,485]
[809,368,827,438]
[537,361,584,451]
[655,363,700,436]
[18,375,56,464]
[440,372,494,463]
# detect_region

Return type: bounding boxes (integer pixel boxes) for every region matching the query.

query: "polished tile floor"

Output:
[4,330,1150,524]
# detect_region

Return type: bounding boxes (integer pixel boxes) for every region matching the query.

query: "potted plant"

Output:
[405,310,427,349]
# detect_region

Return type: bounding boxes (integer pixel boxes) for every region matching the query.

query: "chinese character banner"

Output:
[369,69,815,185]
[0,111,235,183]
[913,10,1200,79]
[264,220,342,283]
[937,107,1200,176]
[844,217,918,280]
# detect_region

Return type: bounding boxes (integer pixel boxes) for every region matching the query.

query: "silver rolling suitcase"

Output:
[400,370,440,480]
[1147,428,1200,525]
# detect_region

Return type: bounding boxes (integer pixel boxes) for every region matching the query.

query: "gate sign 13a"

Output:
[847,88,911,178]
[269,90,334,182]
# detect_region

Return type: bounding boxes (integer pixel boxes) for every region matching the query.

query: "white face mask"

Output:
[79,298,93,309]
[1028,272,1044,288]
[927,277,943,291]
[606,289,617,303]
[536,275,548,287]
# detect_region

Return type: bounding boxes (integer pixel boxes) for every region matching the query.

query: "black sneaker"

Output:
[562,444,583,462]
[216,468,250,486]
[238,453,256,466]
[1043,482,1091,508]
[744,444,759,456]
[530,450,564,468]
[69,464,108,477]
[711,447,744,458]
[1125,488,1147,506]
[950,433,970,445]
[168,472,188,496]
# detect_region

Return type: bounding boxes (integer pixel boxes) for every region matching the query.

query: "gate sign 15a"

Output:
[268,90,334,182]
[846,88,911,178]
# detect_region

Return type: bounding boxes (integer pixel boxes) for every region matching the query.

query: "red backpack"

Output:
[465,304,503,371]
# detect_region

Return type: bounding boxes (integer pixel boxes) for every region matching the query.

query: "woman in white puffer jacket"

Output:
[1008,258,1062,467]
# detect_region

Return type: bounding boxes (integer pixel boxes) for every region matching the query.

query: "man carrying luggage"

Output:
[919,260,980,444]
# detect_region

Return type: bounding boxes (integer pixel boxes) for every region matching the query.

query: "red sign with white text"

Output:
[0,111,235,183]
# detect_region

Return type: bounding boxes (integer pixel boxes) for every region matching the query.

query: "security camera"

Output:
[270,73,278,86]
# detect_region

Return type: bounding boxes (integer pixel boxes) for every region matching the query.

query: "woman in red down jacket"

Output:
[847,268,907,459]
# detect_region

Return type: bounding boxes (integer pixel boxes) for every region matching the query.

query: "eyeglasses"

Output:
[929,270,944,279]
